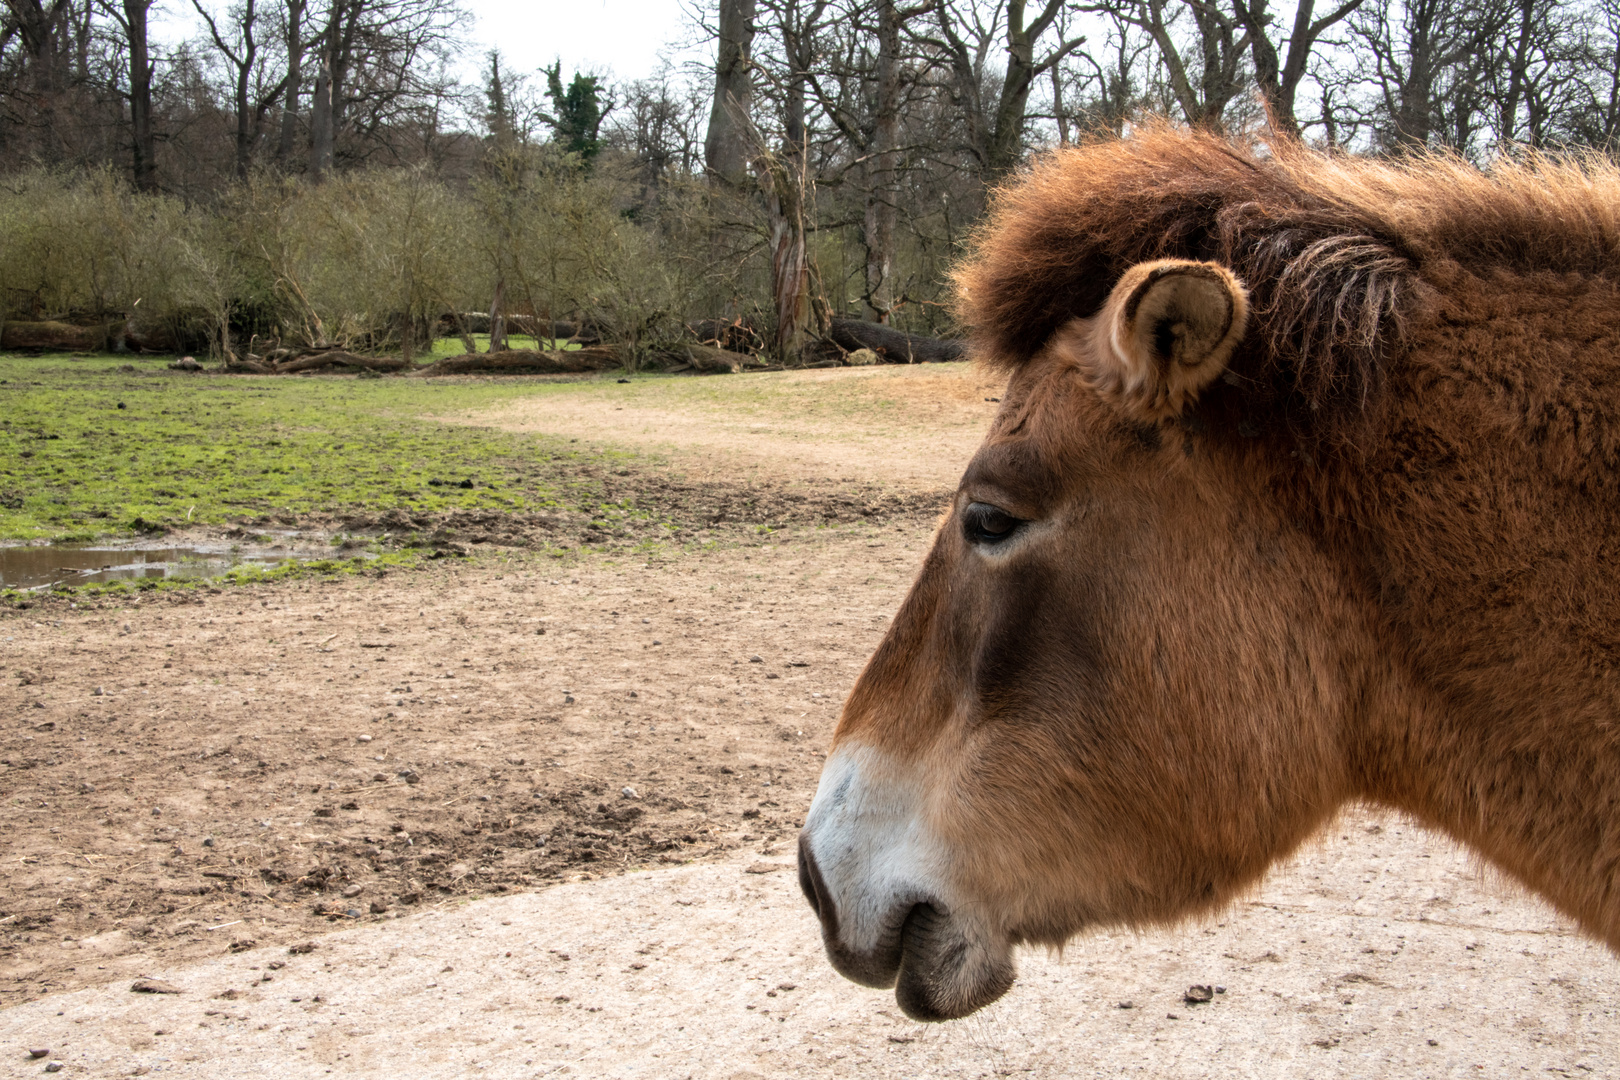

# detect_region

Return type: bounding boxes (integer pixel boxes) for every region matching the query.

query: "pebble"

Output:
[27,1049,48,1059]
[44,1063,63,1073]
[621,786,638,799]
[342,885,363,898]
[130,979,182,994]
[749,655,763,663]
[357,734,373,743]
[1184,984,1215,1004]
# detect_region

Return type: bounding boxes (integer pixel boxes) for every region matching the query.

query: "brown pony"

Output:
[796,129,1620,1022]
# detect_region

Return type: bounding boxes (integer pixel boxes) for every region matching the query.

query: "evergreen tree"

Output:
[543,62,605,162]
[484,52,514,146]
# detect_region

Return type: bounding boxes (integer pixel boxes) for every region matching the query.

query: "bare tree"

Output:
[274,0,306,166]
[1568,0,1620,147]
[705,0,756,188]
[1344,0,1507,152]
[922,0,1087,185]
[1480,0,1589,148]
[94,0,156,187]
[305,0,463,180]
[1055,10,1154,139]
[193,0,292,178]
[1085,0,1253,130]
[611,65,706,214]
[752,0,832,360]
[0,0,90,162]
[1229,0,1366,138]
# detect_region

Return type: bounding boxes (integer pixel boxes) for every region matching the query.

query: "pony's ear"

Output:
[1084,259,1249,421]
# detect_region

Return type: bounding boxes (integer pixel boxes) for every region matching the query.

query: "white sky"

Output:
[154,0,710,86]
[478,0,709,81]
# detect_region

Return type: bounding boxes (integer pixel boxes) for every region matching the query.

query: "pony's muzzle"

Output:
[798,832,907,989]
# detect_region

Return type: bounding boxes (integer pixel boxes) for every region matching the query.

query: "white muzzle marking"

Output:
[800,743,952,959]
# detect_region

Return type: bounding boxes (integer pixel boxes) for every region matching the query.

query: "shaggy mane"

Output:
[955,127,1620,432]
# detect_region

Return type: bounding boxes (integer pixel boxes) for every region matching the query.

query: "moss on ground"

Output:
[0,353,637,541]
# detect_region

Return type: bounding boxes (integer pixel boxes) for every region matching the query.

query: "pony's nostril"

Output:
[798,835,821,917]
[798,834,837,933]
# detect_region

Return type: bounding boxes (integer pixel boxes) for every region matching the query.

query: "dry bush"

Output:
[0,169,205,334]
[0,156,741,362]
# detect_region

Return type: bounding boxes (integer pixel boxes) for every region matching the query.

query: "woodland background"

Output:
[3,0,1618,366]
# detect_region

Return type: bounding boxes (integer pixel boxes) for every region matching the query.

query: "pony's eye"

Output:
[963,502,1022,546]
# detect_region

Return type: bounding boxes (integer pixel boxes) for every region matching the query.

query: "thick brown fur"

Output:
[955,126,1620,434]
[808,128,1620,1019]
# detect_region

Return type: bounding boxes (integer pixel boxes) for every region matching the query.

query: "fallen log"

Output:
[275,351,414,374]
[826,318,966,364]
[649,343,763,374]
[222,356,273,374]
[410,346,622,377]
[454,311,492,334]
[1,320,120,351]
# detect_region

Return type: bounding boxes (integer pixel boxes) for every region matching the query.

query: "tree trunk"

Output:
[863,0,900,324]
[758,7,825,366]
[124,0,156,191]
[309,49,334,178]
[1,320,120,351]
[233,1,258,179]
[987,0,1043,179]
[276,0,304,167]
[487,277,507,352]
[704,0,756,188]
[757,146,813,364]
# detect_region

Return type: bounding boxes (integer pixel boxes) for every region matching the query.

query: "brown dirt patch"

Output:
[0,523,930,1005]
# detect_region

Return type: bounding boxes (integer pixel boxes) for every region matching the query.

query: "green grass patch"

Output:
[429,334,582,355]
[0,353,634,541]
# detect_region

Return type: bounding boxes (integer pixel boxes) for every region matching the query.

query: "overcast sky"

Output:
[154,0,711,85]
[484,0,709,80]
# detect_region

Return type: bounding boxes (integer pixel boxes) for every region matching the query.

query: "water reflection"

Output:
[0,543,319,590]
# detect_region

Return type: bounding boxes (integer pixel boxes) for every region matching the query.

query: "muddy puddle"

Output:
[0,541,340,590]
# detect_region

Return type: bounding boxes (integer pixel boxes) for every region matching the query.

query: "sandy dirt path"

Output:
[450,363,1007,491]
[2,811,1616,1079]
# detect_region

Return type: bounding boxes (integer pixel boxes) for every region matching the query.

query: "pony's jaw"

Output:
[797,743,1016,1020]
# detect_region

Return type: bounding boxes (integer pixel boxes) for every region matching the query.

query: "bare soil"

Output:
[3,363,1618,1077]
[0,521,932,1007]
[449,362,1007,490]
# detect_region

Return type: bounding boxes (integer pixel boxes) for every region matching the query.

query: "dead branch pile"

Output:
[823,318,967,364]
[409,347,622,377]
